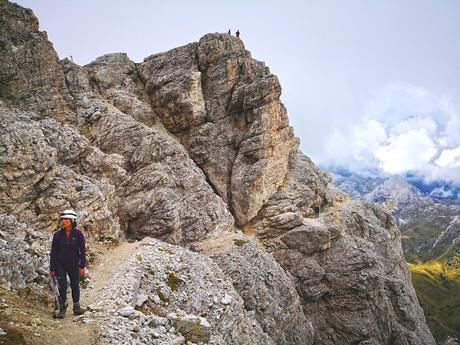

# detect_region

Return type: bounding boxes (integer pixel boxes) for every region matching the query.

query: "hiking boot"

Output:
[57,304,67,319]
[73,302,85,316]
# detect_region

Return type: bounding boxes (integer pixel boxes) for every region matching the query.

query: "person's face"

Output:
[61,218,72,229]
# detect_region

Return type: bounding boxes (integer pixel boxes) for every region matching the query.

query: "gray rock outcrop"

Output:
[139,34,299,226]
[94,239,276,345]
[0,108,121,239]
[211,239,314,344]
[0,213,48,290]
[247,152,435,345]
[0,0,70,120]
[61,55,236,246]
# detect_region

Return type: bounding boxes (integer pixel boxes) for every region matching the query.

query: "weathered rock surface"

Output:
[247,152,332,239]
[139,34,299,226]
[0,213,48,290]
[211,239,314,345]
[94,239,276,345]
[60,52,236,247]
[0,1,70,120]
[0,108,121,239]
[168,312,211,343]
[442,337,460,345]
[248,152,435,344]
[0,1,436,345]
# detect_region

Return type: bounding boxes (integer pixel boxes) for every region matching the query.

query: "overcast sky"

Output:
[15,0,460,184]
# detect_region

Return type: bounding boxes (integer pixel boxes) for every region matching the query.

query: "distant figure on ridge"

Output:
[314,205,320,218]
[228,29,231,34]
[49,209,87,319]
[235,29,240,38]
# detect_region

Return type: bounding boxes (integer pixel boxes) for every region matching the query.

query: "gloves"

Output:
[49,271,56,277]
[79,267,85,277]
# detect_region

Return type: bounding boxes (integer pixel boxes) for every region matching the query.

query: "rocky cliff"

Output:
[0,1,436,344]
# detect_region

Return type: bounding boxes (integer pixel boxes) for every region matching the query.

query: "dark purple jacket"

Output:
[50,227,86,271]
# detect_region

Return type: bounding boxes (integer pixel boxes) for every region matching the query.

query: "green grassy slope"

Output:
[402,220,460,342]
[401,223,448,262]
[408,261,460,343]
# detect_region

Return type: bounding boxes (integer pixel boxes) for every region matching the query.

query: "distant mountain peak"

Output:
[361,175,425,205]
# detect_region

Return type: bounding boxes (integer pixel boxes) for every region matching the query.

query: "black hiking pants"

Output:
[56,262,80,306]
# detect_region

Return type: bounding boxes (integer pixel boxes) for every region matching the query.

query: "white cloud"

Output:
[375,129,437,173]
[430,187,454,199]
[436,146,460,168]
[323,122,384,172]
[318,83,460,182]
[443,106,460,147]
[351,119,387,153]
[392,116,438,137]
[366,83,454,127]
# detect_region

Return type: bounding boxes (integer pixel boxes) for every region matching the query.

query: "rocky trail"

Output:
[0,239,148,345]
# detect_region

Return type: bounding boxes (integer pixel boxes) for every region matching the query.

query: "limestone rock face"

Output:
[117,116,236,244]
[247,152,332,239]
[0,108,121,239]
[84,53,160,127]
[0,1,70,120]
[0,2,436,344]
[139,34,299,226]
[62,58,235,246]
[211,240,314,345]
[139,43,204,133]
[251,152,435,345]
[0,213,48,290]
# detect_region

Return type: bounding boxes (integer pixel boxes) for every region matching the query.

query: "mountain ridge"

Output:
[331,171,460,260]
[0,1,436,344]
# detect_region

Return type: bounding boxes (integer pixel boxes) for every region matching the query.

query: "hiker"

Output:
[49,209,86,319]
[314,205,320,218]
[228,29,231,34]
[235,29,240,38]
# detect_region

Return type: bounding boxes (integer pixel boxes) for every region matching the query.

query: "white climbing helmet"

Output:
[60,209,77,221]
